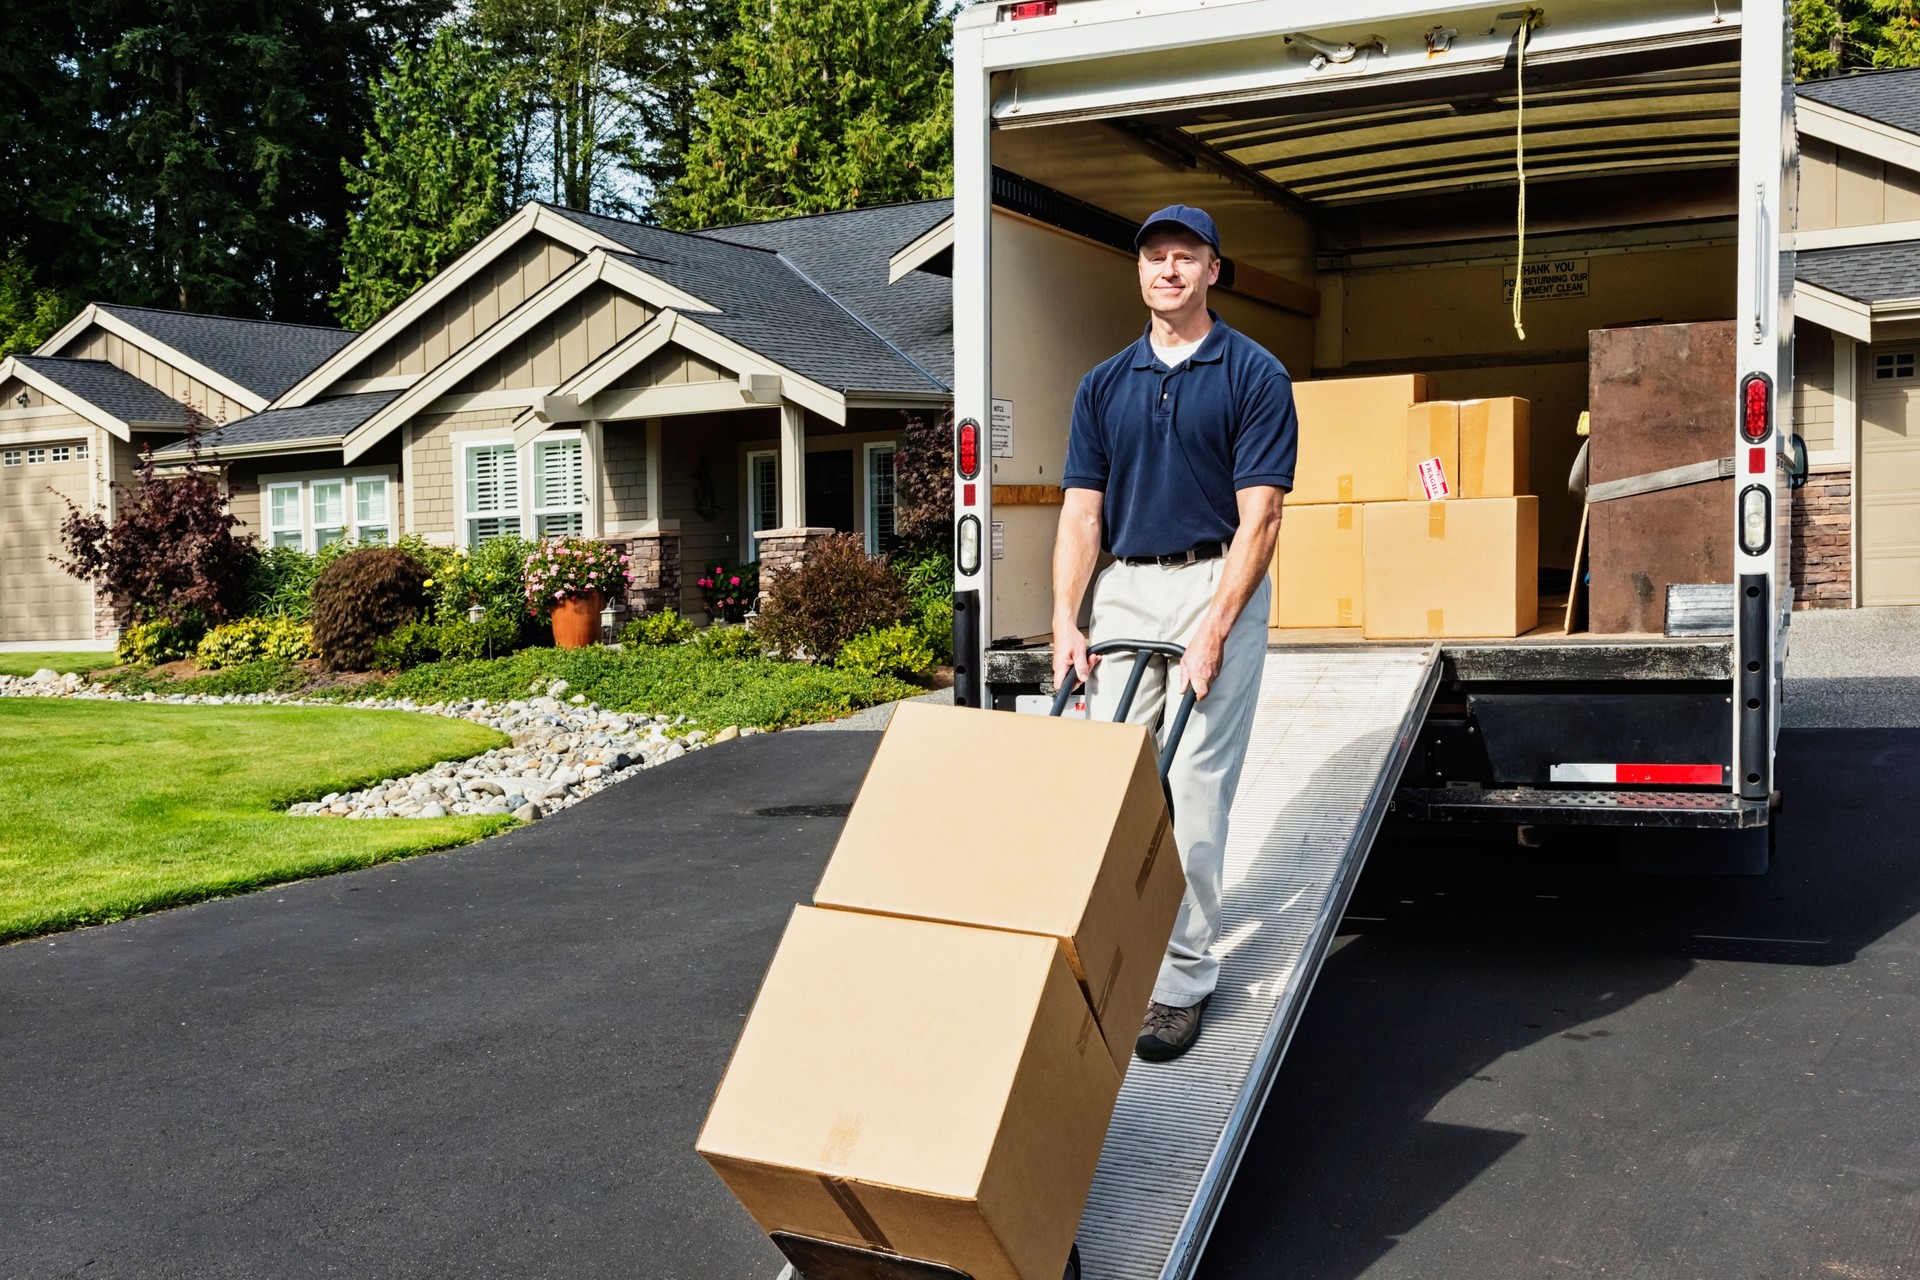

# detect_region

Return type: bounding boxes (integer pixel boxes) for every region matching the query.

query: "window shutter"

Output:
[535,439,583,509]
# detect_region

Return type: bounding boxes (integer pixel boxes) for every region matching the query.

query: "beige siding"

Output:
[406,408,520,538]
[351,234,584,380]
[1794,322,1837,454]
[227,465,263,533]
[55,325,250,422]
[455,283,653,392]
[0,377,54,409]
[1800,137,1920,231]
[601,423,649,529]
[612,346,731,390]
[1,417,98,642]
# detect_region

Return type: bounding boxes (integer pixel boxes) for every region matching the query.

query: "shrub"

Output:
[620,610,696,647]
[371,613,521,670]
[195,616,313,669]
[426,534,536,628]
[892,408,954,550]
[837,623,935,680]
[914,598,955,664]
[310,546,432,671]
[522,537,631,619]
[57,416,258,626]
[694,559,758,623]
[696,623,763,660]
[116,617,200,667]
[757,534,911,664]
[243,541,354,620]
[891,547,955,664]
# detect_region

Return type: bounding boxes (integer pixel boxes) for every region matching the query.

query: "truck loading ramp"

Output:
[777,644,1442,1280]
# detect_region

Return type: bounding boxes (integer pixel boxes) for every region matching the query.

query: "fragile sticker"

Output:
[1416,456,1452,501]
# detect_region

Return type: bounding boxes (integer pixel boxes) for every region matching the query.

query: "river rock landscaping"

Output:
[0,667,754,823]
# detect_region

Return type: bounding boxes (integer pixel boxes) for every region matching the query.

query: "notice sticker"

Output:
[1503,257,1591,302]
[1416,456,1452,501]
[991,519,1005,560]
[991,398,1014,458]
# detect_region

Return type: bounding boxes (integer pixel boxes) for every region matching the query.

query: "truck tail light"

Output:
[957,514,982,575]
[1739,484,1771,554]
[1000,0,1056,18]
[956,417,981,480]
[1740,371,1772,442]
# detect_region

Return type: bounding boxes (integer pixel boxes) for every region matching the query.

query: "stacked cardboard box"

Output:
[1273,373,1538,639]
[698,702,1186,1280]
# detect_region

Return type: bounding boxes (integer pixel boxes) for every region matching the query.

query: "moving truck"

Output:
[946,0,1801,871]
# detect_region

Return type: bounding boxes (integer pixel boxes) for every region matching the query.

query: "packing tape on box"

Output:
[820,1175,892,1251]
[1336,505,1353,529]
[1337,475,1353,502]
[1426,609,1445,636]
[1337,598,1354,626]
[1094,949,1123,1021]
[1077,1009,1096,1056]
[1427,502,1447,539]
[1134,811,1172,898]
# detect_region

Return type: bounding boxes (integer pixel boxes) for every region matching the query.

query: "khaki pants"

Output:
[1085,557,1270,1008]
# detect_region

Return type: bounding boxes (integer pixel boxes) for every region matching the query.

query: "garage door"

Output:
[1,440,96,642]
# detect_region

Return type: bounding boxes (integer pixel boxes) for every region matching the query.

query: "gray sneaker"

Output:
[1135,997,1209,1062]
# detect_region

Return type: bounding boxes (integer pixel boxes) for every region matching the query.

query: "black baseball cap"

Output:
[1134,204,1221,254]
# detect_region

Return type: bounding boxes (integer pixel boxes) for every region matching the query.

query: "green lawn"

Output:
[0,698,513,942]
[0,651,107,677]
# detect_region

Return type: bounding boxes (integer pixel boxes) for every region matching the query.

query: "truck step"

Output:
[1394,785,1769,829]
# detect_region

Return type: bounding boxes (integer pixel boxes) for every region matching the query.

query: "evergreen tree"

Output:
[667,0,953,229]
[0,255,82,359]
[1794,0,1920,76]
[331,31,510,329]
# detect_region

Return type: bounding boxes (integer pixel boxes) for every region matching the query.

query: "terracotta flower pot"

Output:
[551,591,606,649]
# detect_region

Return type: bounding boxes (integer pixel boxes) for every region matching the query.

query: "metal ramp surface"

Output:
[1076,644,1439,1280]
[774,644,1440,1280]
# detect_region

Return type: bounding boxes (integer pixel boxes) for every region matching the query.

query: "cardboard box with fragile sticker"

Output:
[1406,401,1459,501]
[814,702,1184,1077]
[1290,373,1431,505]
[698,906,1120,1280]
[1271,503,1364,629]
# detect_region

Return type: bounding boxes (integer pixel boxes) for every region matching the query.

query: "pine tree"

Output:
[331,30,510,329]
[1794,0,1920,76]
[666,0,953,229]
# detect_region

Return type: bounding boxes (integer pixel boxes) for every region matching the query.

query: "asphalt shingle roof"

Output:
[13,356,189,425]
[1798,67,1920,137]
[1796,239,1920,304]
[696,200,955,387]
[94,305,358,401]
[544,204,950,395]
[151,392,400,457]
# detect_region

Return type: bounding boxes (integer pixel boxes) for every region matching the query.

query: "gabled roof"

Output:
[91,305,357,401]
[1796,240,1920,305]
[150,391,400,459]
[1798,68,1920,139]
[695,200,955,386]
[543,205,949,395]
[0,355,189,438]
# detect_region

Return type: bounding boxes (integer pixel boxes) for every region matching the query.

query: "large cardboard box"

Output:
[1459,397,1531,499]
[1406,401,1460,501]
[1363,496,1540,639]
[698,906,1121,1280]
[814,702,1183,1076]
[1271,503,1365,628]
[1291,373,1431,505]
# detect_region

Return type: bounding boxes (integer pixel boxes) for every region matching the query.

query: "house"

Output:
[1790,67,1920,608]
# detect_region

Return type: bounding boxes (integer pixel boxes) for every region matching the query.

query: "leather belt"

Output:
[1120,541,1226,567]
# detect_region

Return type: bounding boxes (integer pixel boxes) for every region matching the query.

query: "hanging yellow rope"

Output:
[1512,12,1532,342]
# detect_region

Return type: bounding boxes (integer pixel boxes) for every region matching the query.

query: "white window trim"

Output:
[309,476,350,549]
[531,430,588,538]
[745,448,779,555]
[258,467,399,552]
[353,474,392,544]
[267,480,304,549]
[458,437,524,548]
[864,442,898,555]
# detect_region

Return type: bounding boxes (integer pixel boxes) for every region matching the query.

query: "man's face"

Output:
[1137,229,1220,318]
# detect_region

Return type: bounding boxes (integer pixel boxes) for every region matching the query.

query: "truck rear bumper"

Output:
[1393,785,1769,829]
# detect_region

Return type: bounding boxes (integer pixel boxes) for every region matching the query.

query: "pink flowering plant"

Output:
[695,559,759,623]
[521,537,632,619]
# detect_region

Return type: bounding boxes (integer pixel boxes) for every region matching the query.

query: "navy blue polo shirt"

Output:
[1062,313,1297,559]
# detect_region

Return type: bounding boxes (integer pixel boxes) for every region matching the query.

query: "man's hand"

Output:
[1053,623,1099,693]
[1174,622,1224,699]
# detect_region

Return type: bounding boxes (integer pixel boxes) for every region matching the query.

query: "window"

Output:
[311,479,348,548]
[533,437,584,536]
[865,444,898,555]
[73,441,88,460]
[464,443,521,544]
[268,483,305,549]
[26,448,44,464]
[1876,351,1917,382]
[747,451,780,551]
[2,451,19,467]
[51,445,70,463]
[355,476,389,545]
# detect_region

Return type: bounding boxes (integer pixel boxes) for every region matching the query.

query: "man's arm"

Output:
[1052,487,1105,690]
[1177,485,1284,698]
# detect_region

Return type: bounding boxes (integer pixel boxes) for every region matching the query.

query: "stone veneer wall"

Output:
[1791,464,1852,609]
[602,530,681,616]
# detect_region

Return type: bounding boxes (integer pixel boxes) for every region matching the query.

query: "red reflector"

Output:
[962,482,976,506]
[1740,371,1771,442]
[956,418,981,480]
[1749,446,1768,474]
[1002,0,1056,17]
[1617,764,1725,786]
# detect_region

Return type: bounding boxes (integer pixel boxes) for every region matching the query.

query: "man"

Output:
[1053,204,1296,1063]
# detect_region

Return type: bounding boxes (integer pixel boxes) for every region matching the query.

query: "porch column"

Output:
[645,417,664,526]
[778,400,806,528]
[1834,335,1860,607]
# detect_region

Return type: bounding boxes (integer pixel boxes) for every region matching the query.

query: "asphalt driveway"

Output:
[3,721,1917,1280]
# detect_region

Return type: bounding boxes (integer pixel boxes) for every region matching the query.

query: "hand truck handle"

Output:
[1049,638,1198,789]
